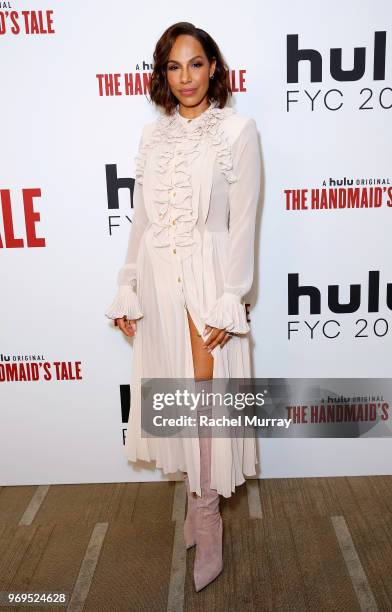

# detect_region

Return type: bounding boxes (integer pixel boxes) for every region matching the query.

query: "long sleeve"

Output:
[204,118,261,334]
[105,126,150,321]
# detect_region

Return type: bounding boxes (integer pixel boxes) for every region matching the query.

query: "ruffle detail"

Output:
[134,142,147,186]
[134,122,152,186]
[133,101,238,249]
[105,285,143,321]
[202,103,238,185]
[204,292,250,334]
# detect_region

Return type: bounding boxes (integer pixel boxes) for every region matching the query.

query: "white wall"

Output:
[1,0,391,485]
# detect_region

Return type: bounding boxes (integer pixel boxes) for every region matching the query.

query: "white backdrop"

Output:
[1,0,391,485]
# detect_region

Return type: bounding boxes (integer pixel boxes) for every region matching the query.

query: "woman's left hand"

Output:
[203,325,234,351]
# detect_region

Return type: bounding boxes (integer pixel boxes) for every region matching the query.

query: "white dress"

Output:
[105,100,262,498]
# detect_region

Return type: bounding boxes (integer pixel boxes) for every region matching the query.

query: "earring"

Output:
[209,74,215,79]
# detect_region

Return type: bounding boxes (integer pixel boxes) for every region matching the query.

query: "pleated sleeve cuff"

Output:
[105,285,143,321]
[204,292,250,334]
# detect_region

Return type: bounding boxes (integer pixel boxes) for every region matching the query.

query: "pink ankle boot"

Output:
[183,472,197,549]
[193,413,223,592]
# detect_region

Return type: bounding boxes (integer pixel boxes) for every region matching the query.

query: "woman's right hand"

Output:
[115,317,138,337]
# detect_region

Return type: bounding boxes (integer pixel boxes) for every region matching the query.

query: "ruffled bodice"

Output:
[106,101,261,338]
[134,100,238,250]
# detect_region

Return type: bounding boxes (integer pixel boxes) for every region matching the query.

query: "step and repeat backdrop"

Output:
[1,0,391,485]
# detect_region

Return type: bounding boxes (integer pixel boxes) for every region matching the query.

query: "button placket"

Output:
[169,147,183,296]
[168,149,176,225]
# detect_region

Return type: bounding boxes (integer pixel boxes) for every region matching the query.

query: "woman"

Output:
[105,22,261,592]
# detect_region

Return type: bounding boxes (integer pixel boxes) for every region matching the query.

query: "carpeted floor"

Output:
[0,476,390,611]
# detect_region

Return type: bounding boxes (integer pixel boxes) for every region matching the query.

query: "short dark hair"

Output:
[148,22,232,115]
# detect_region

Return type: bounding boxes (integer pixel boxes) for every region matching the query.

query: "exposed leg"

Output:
[186,308,214,381]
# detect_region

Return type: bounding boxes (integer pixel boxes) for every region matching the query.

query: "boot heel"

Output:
[183,472,197,549]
